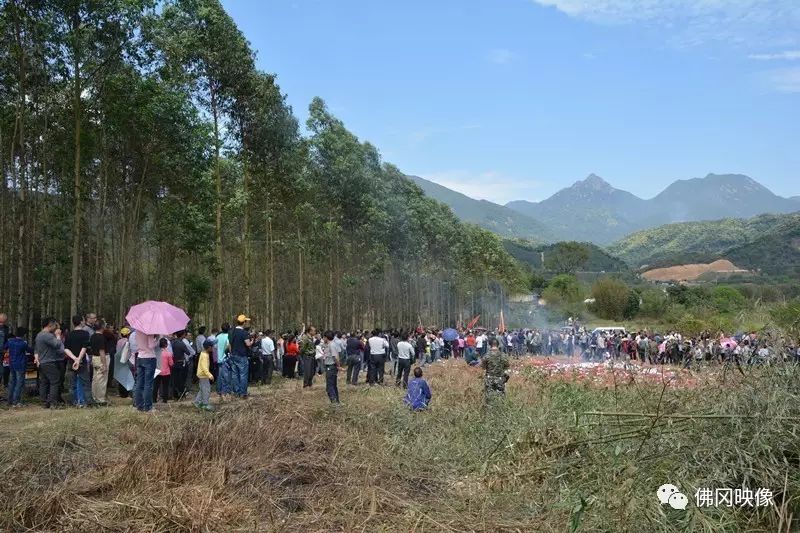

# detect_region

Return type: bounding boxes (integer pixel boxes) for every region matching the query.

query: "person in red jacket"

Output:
[283,334,299,379]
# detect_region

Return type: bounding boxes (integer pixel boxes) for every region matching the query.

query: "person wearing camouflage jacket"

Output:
[481,339,510,401]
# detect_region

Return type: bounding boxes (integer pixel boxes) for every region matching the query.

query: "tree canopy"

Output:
[543,242,590,274]
[0,0,524,330]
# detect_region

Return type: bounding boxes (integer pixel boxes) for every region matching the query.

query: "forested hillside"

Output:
[722,217,800,277]
[0,0,524,331]
[608,213,800,268]
[504,239,628,273]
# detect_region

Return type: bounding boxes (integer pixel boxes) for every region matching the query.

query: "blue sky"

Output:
[222,0,800,204]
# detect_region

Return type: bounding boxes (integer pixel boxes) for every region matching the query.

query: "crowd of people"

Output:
[2,309,797,413]
[0,312,452,412]
[521,323,800,368]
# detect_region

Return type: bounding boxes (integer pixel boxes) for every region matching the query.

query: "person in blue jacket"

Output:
[403,367,431,411]
[6,327,33,407]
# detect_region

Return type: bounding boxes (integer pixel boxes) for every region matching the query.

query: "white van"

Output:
[591,326,627,336]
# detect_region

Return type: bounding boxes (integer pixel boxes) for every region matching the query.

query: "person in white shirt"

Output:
[395,335,415,388]
[367,330,389,385]
[334,332,347,366]
[259,330,276,385]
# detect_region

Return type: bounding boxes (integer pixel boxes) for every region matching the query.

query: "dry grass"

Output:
[1,360,799,532]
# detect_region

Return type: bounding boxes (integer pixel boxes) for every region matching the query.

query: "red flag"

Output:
[466,315,481,329]
[498,310,505,332]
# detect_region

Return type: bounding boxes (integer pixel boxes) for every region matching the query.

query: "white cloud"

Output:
[763,67,800,93]
[486,48,515,65]
[422,170,542,204]
[531,0,800,48]
[748,50,800,60]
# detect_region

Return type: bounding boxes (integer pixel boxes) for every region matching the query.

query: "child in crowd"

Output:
[195,339,214,411]
[6,328,32,407]
[154,337,173,404]
[403,367,432,411]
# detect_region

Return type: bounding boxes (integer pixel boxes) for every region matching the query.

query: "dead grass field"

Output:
[1,358,798,532]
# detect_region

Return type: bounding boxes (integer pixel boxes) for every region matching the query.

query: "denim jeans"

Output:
[71,369,87,406]
[346,356,361,384]
[8,369,25,405]
[325,364,339,403]
[230,355,249,396]
[134,357,157,412]
[217,358,231,394]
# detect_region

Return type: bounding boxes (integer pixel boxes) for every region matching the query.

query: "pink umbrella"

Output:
[720,337,738,349]
[125,300,191,335]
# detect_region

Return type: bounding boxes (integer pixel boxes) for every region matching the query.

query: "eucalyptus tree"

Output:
[45,0,155,316]
[155,0,254,323]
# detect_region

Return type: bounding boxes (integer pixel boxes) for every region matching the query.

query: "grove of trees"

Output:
[0,0,525,331]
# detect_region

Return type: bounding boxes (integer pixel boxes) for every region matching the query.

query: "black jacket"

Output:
[171,338,191,366]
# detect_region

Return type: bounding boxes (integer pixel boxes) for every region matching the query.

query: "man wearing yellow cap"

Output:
[229,314,253,398]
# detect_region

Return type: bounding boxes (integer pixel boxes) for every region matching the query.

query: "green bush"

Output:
[710,286,746,314]
[590,277,630,321]
[543,274,583,305]
[639,288,667,317]
[675,313,707,337]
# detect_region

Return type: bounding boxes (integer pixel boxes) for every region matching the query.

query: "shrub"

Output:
[710,286,746,314]
[542,274,583,306]
[639,288,668,317]
[590,277,630,321]
[675,313,707,337]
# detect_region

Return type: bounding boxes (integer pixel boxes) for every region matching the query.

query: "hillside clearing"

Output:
[642,259,748,282]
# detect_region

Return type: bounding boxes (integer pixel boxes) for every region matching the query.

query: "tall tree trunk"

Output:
[328,252,333,327]
[12,4,27,327]
[242,158,251,315]
[0,123,6,311]
[268,215,274,326]
[117,159,148,323]
[297,226,304,325]
[211,86,222,325]
[68,11,82,317]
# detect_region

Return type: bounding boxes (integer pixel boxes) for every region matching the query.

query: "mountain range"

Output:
[414,172,799,245]
[407,175,558,242]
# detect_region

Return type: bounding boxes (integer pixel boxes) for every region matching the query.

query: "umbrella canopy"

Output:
[442,328,459,342]
[720,337,738,349]
[125,300,190,335]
